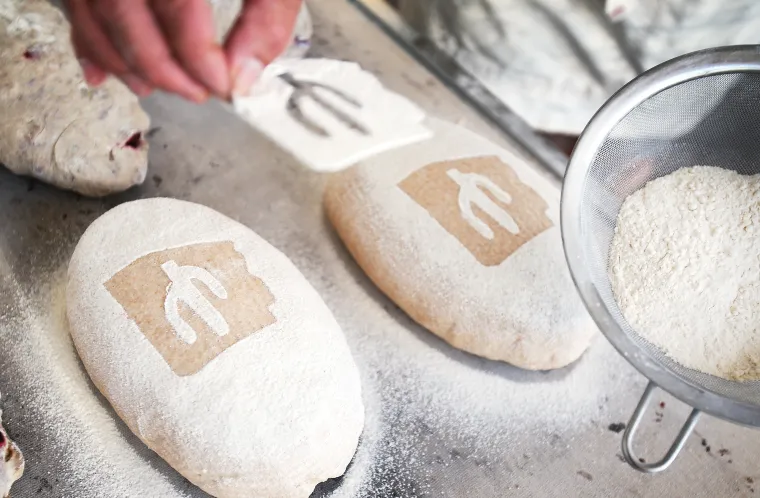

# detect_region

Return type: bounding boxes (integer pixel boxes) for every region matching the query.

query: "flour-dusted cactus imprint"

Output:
[399,155,553,267]
[104,241,277,376]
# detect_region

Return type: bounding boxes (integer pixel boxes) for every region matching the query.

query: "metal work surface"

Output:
[348,0,569,178]
[1,2,759,497]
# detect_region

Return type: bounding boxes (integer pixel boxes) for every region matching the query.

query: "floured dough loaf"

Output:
[67,198,364,498]
[0,0,150,197]
[325,118,596,370]
[0,397,24,498]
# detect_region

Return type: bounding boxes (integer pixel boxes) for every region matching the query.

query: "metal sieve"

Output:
[561,45,760,473]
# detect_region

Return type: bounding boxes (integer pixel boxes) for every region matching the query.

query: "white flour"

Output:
[610,165,760,381]
[1,240,633,497]
[0,172,629,497]
[4,271,192,497]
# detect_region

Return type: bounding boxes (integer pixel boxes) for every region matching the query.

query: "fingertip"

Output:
[230,57,265,97]
[223,4,297,69]
[86,72,108,87]
[198,47,231,98]
[135,60,212,104]
[121,74,153,97]
[178,81,210,104]
[150,0,230,98]
[190,90,210,104]
[79,58,108,87]
[175,78,210,103]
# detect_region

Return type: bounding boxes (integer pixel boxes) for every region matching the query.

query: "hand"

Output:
[64,0,303,102]
[224,0,303,96]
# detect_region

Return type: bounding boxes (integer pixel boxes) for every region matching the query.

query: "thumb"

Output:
[224,0,302,96]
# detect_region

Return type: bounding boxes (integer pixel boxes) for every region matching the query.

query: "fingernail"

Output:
[121,74,153,97]
[79,58,104,86]
[231,57,264,97]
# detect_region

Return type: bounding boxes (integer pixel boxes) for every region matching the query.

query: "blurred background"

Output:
[354,0,760,166]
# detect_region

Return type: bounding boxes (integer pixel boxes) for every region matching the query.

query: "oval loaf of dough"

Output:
[0,0,150,197]
[325,119,596,370]
[67,198,364,498]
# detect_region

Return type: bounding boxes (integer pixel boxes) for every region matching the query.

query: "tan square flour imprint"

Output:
[105,241,275,376]
[399,156,554,267]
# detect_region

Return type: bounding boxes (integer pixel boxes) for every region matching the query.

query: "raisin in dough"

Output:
[67,198,364,498]
[325,118,596,370]
[0,0,150,197]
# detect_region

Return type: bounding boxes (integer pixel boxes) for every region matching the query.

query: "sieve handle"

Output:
[621,381,701,473]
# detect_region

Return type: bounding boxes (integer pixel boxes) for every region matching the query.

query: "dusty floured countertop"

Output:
[0,1,759,497]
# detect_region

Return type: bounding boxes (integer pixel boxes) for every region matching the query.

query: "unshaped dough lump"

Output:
[0,0,150,197]
[325,118,596,370]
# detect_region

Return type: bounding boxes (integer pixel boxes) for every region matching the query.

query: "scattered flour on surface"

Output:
[0,205,634,497]
[1,255,633,497]
[610,165,760,381]
[3,269,194,497]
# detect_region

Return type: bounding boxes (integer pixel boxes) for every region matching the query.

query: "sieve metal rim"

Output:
[562,46,760,429]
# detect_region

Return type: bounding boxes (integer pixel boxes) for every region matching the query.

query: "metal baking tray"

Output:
[0,94,756,498]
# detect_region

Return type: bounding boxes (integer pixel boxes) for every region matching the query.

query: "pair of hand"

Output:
[63,0,303,102]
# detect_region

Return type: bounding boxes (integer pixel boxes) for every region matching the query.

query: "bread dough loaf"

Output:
[0,399,24,498]
[67,198,364,498]
[325,119,596,370]
[0,0,150,197]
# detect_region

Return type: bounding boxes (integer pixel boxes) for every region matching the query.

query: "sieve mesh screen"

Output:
[580,72,760,407]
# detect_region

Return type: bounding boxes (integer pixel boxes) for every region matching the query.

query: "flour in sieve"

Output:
[610,165,760,381]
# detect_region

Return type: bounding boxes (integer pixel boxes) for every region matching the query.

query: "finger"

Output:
[224,0,302,95]
[120,74,154,97]
[91,0,208,102]
[225,0,303,65]
[64,0,131,76]
[77,56,108,87]
[72,32,152,96]
[150,0,229,97]
[66,0,152,95]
